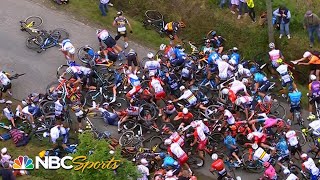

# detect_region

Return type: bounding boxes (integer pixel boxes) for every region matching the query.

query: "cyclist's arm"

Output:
[127,20,132,31]
[112,20,117,27]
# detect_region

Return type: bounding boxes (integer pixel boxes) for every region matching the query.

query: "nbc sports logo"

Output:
[13,156,34,170]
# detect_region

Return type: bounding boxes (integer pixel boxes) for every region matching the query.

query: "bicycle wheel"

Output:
[139,103,157,121]
[56,65,69,78]
[145,10,163,21]
[77,46,95,64]
[208,133,226,153]
[241,152,264,173]
[41,101,55,116]
[51,28,69,43]
[148,136,163,152]
[25,16,43,28]
[111,98,128,111]
[119,131,135,147]
[26,35,43,49]
[270,104,286,119]
[295,130,307,146]
[46,81,65,100]
[84,90,103,107]
[122,120,137,130]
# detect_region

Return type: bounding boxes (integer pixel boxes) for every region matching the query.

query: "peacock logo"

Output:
[13,156,34,170]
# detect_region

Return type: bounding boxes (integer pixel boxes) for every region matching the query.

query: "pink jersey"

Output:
[264,165,277,179]
[263,118,278,128]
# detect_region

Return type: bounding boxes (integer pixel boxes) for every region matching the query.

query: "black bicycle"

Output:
[142,10,166,38]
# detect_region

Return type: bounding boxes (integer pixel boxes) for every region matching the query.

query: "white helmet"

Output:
[235,98,242,106]
[233,47,238,51]
[164,139,172,145]
[149,71,155,77]
[182,108,188,114]
[310,74,317,81]
[252,143,258,150]
[5,100,12,104]
[147,52,154,59]
[269,42,275,49]
[300,153,308,159]
[242,78,248,84]
[66,67,73,74]
[69,46,76,54]
[179,86,186,91]
[190,121,197,128]
[247,133,254,141]
[159,44,166,51]
[221,88,229,95]
[140,158,148,165]
[96,29,102,35]
[109,150,115,154]
[1,147,7,154]
[303,51,312,58]
[222,55,229,60]
[211,153,218,161]
[238,64,244,74]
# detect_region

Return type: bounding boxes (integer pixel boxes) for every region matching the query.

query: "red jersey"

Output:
[211,159,224,171]
[177,112,194,124]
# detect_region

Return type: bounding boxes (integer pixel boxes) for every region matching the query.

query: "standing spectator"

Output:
[303,10,320,48]
[238,0,248,20]
[99,0,109,16]
[0,162,16,180]
[113,11,133,49]
[219,0,226,8]
[247,0,256,22]
[230,0,239,15]
[273,6,291,39]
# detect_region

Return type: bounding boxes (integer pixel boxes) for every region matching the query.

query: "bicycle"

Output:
[26,28,69,53]
[142,10,166,38]
[19,16,43,35]
[77,45,116,67]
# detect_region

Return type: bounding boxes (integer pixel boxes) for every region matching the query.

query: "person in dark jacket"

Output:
[273,6,291,39]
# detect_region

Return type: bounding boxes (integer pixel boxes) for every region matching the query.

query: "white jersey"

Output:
[286,174,298,180]
[0,72,10,86]
[150,78,164,93]
[303,158,319,175]
[97,30,109,40]
[144,60,160,74]
[238,96,253,104]
[50,126,67,143]
[195,126,207,141]
[61,39,74,52]
[169,143,186,158]
[178,90,197,105]
[128,74,141,87]
[240,68,252,77]
[71,66,91,75]
[252,131,264,138]
[217,60,234,79]
[285,130,298,146]
[253,147,270,162]
[54,100,64,116]
[169,132,184,146]
[276,64,291,83]
[230,80,247,94]
[269,49,281,61]
[224,109,235,125]
[137,164,149,180]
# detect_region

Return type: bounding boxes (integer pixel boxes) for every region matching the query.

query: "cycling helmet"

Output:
[175,44,182,49]
[149,71,155,77]
[242,78,248,84]
[96,29,102,35]
[39,150,46,159]
[164,139,172,145]
[109,150,115,154]
[182,108,188,114]
[310,74,317,81]
[117,11,123,16]
[140,158,148,165]
[66,67,73,74]
[211,31,217,36]
[1,148,7,154]
[250,67,258,74]
[263,161,270,168]
[252,143,258,150]
[221,88,229,95]
[303,51,312,58]
[300,153,308,159]
[159,152,166,159]
[205,39,211,44]
[179,86,186,91]
[269,42,275,49]
[102,102,109,107]
[233,47,238,51]
[247,133,254,141]
[222,55,229,60]
[159,44,166,51]
[190,121,198,128]
[235,98,242,106]
[5,100,12,104]
[147,52,154,59]
[211,153,218,161]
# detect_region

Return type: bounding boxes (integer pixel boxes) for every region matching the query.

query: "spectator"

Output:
[303,10,320,48]
[230,0,239,15]
[238,0,248,20]
[0,162,15,180]
[247,0,256,22]
[273,6,291,39]
[99,0,109,16]
[1,148,13,168]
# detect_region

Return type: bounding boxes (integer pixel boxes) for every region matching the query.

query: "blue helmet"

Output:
[250,67,258,74]
[159,152,166,159]
[211,31,217,36]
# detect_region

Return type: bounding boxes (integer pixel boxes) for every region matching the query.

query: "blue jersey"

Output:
[173,48,186,60]
[276,138,289,157]
[162,156,179,169]
[207,52,220,65]
[102,111,119,125]
[224,135,236,150]
[230,53,240,65]
[288,91,302,106]
[253,73,268,84]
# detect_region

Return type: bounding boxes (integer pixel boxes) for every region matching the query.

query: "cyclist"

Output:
[162,100,177,122]
[190,121,209,166]
[209,153,227,180]
[2,100,18,128]
[247,131,275,151]
[112,11,133,49]
[218,106,236,131]
[192,87,211,112]
[93,102,119,126]
[237,64,252,78]
[235,95,254,120]
[64,66,93,89]
[251,143,272,164]
[285,129,302,158]
[260,161,277,180]
[172,86,197,108]
[268,42,284,76]
[250,66,271,98]
[137,158,150,180]
[229,47,241,66]
[59,39,75,60]
[223,131,242,166]
[173,108,194,128]
[275,136,290,170]
[164,139,192,174]
[288,90,302,124]
[124,70,141,100]
[200,39,214,54]
[181,60,196,86]
[207,31,225,54]
[149,72,166,116]
[156,153,181,174]
[45,121,69,150]
[207,51,221,66]
[293,51,320,80]
[22,101,43,128]
[199,62,217,89]
[126,49,139,74]
[117,99,141,133]
[216,55,235,82]
[96,29,124,56]
[144,52,160,78]
[164,21,185,45]
[159,44,174,61]
[307,74,320,120]
[300,153,320,180]
[163,72,180,99]
[54,92,66,122]
[276,62,296,93]
[227,78,250,102]
[169,45,186,67]
[0,71,12,103]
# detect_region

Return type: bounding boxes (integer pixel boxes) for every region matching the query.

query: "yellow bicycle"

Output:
[19,16,43,35]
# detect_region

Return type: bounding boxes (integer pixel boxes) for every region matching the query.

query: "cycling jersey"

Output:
[165,46,175,60]
[211,159,225,174]
[253,147,270,162]
[201,46,214,54]
[168,143,188,164]
[98,108,119,125]
[50,126,68,144]
[276,64,292,84]
[264,165,277,180]
[173,48,186,61]
[137,164,149,180]
[162,156,179,169]
[230,80,247,94]
[0,72,10,86]
[114,16,128,33]
[303,158,319,176]
[268,49,282,62]
[239,68,252,77]
[127,74,141,87]
[61,39,74,52]
[229,52,240,65]
[22,105,41,117]
[288,91,301,106]
[237,96,253,106]
[70,66,91,78]
[224,109,235,125]
[178,90,197,105]
[149,78,164,93]
[253,73,268,84]
[224,135,237,150]
[3,107,14,120]
[165,74,179,90]
[196,91,209,104]
[285,130,299,146]
[276,138,290,157]
[164,104,176,115]
[176,112,193,124]
[210,36,224,48]
[165,22,179,33]
[207,51,220,65]
[193,126,207,142]
[169,132,184,147]
[97,30,110,41]
[181,67,192,79]
[54,99,64,116]
[126,106,140,116]
[252,131,267,144]
[217,60,234,80]
[309,81,320,97]
[144,60,160,74]
[263,118,278,128]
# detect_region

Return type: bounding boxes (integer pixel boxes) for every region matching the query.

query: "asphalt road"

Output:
[0,0,311,179]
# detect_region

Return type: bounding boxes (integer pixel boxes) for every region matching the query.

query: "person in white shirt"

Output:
[0,148,13,168]
[300,153,319,180]
[285,130,302,157]
[137,158,150,180]
[43,121,69,150]
[143,52,160,78]
[96,29,124,56]
[216,55,235,82]
[59,39,75,60]
[252,144,271,163]
[0,71,12,103]
[99,0,109,16]
[237,64,252,78]
[276,64,296,91]
[2,100,18,128]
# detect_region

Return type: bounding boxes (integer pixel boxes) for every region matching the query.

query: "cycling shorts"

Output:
[102,36,116,48]
[155,91,166,100]
[290,104,301,113]
[115,30,127,40]
[197,139,208,151]
[126,85,142,97]
[178,153,188,165]
[258,81,271,92]
[127,54,138,66]
[1,82,11,93]
[170,58,184,67]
